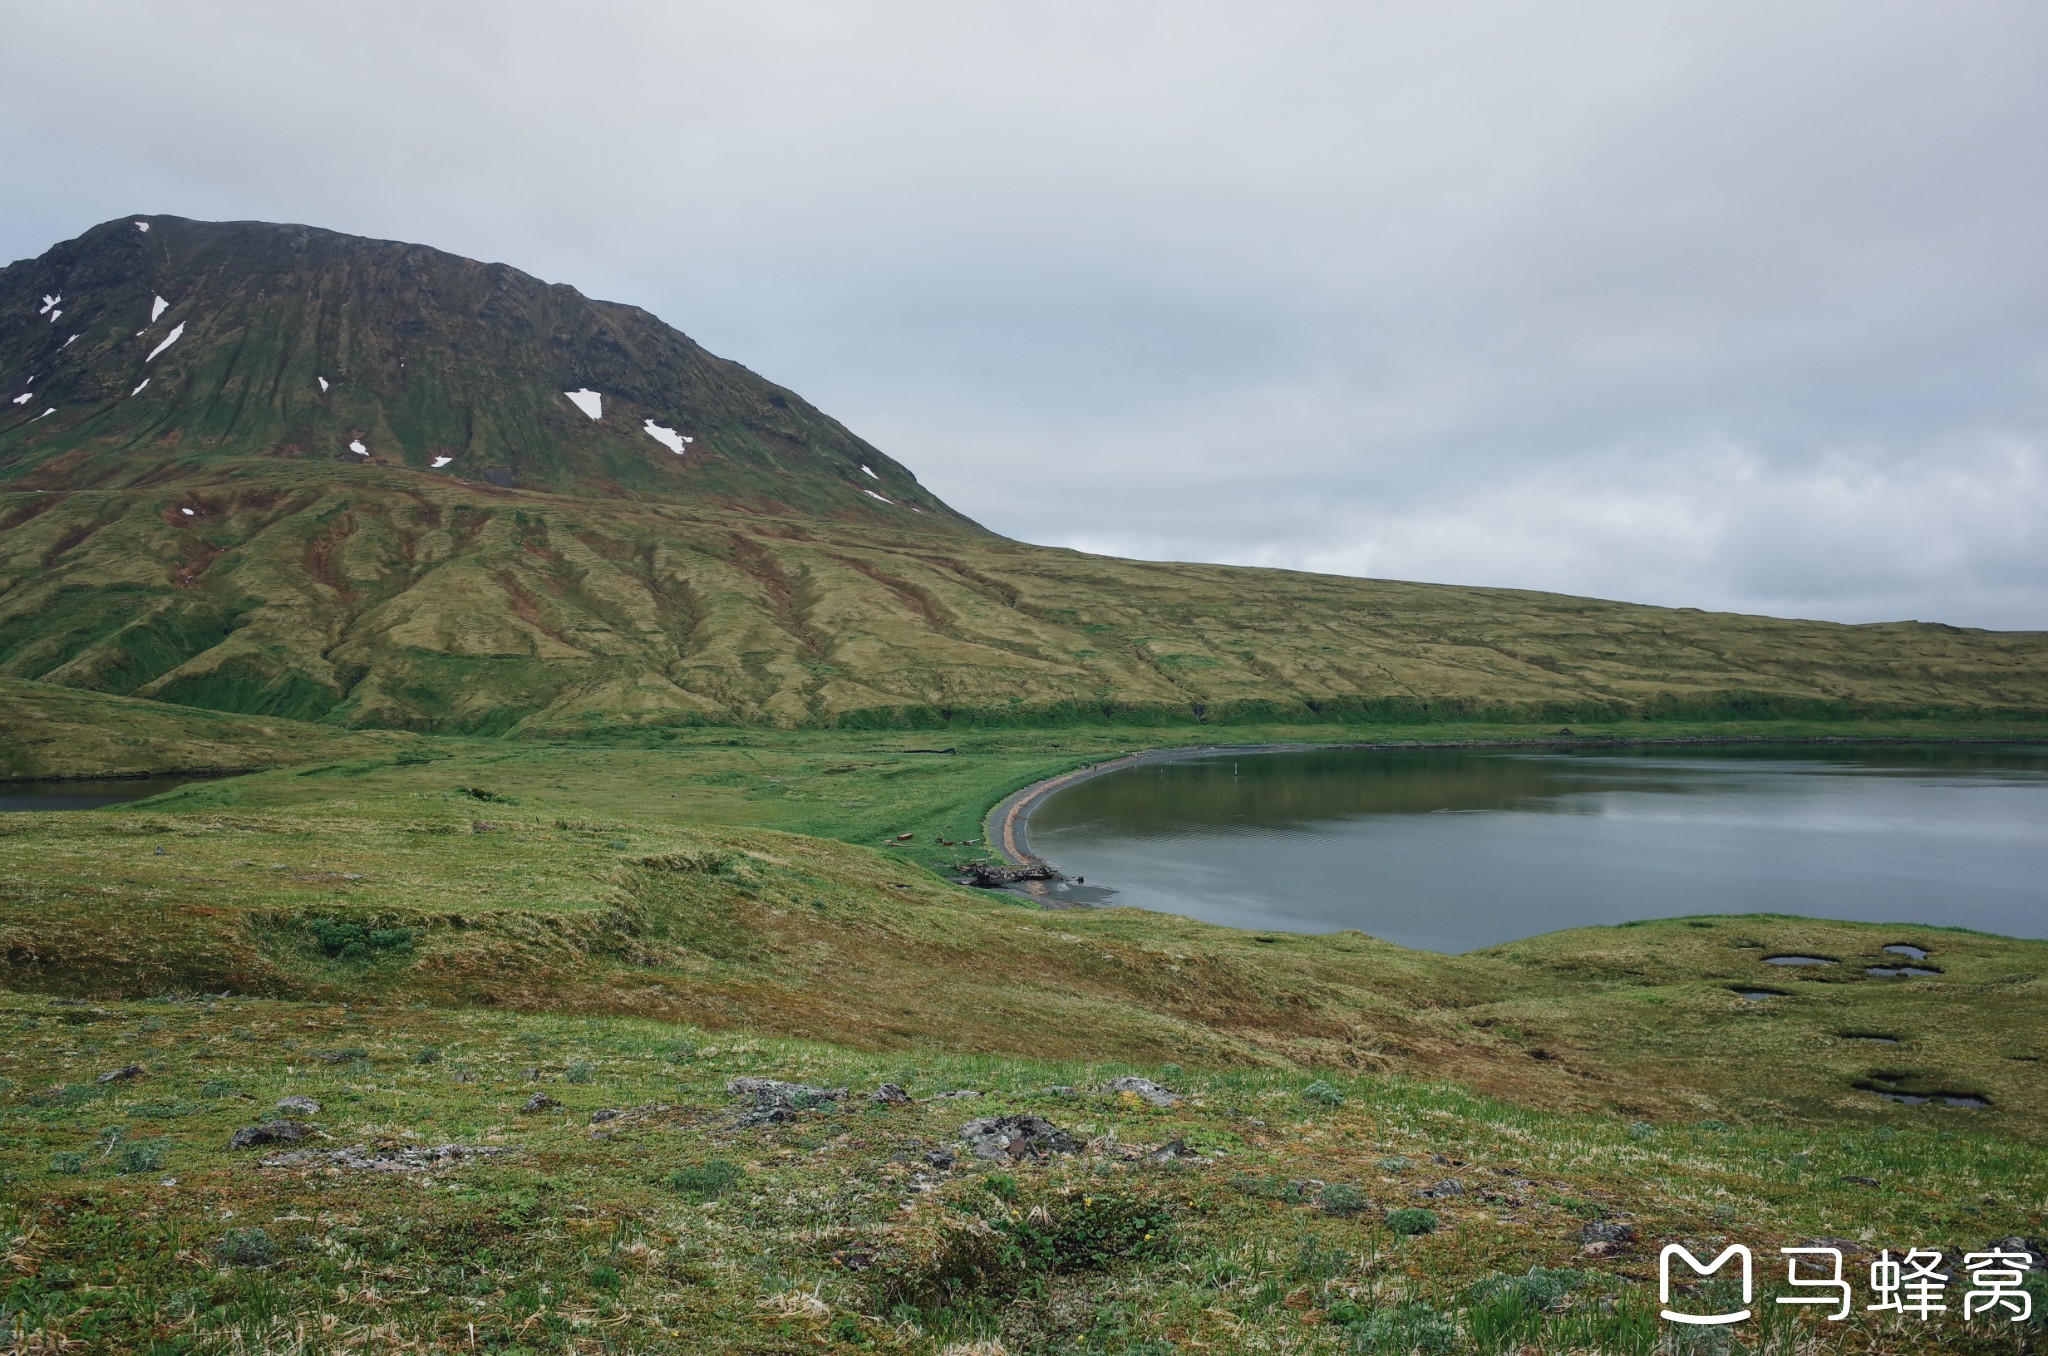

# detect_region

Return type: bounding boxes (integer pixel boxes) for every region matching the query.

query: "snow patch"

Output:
[563,388,602,420]
[348,439,368,455]
[430,455,454,469]
[180,508,195,517]
[643,419,692,454]
[38,294,60,315]
[863,489,893,504]
[317,376,329,392]
[150,295,170,322]
[860,464,879,479]
[62,334,78,348]
[9,393,29,405]
[134,221,150,233]
[48,311,61,323]
[31,408,54,422]
[145,322,185,362]
[131,379,150,397]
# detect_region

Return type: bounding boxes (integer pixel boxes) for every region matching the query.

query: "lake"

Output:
[1025,743,2048,952]
[0,776,208,813]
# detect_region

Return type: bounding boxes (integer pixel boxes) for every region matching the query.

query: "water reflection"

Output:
[1028,744,2048,952]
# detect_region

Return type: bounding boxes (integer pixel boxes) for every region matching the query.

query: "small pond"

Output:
[1027,743,2048,953]
[0,776,209,813]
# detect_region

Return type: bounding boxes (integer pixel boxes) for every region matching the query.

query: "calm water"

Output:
[0,776,205,812]
[1028,744,2048,952]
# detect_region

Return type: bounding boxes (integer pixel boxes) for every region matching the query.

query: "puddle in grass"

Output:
[1856,1072,1989,1108]
[1764,955,1837,966]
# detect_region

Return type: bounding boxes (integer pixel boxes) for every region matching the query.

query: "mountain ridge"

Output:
[0,214,972,525]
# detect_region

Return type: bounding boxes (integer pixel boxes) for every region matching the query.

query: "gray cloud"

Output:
[4,0,2043,627]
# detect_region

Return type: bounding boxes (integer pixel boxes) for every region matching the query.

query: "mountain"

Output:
[2,216,2045,734]
[0,214,965,520]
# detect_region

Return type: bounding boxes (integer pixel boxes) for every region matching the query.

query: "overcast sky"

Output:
[5,2,2044,629]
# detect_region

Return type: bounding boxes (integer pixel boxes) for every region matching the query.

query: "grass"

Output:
[2,992,2041,1354]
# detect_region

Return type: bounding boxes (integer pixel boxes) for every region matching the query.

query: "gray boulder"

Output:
[960,1115,1080,1161]
[230,1120,313,1150]
[1103,1076,1181,1107]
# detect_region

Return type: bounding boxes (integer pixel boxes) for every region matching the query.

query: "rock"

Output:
[229,1120,313,1150]
[274,1095,322,1116]
[924,1147,957,1170]
[1984,1236,2044,1271]
[1579,1221,1638,1246]
[94,1064,145,1084]
[960,1115,1080,1161]
[1038,1085,1078,1098]
[929,1089,982,1100]
[589,1108,621,1123]
[1103,1076,1181,1107]
[870,1084,914,1106]
[728,1077,846,1126]
[727,1077,845,1105]
[1144,1137,1205,1164]
[259,1143,518,1172]
[313,1049,365,1065]
[1418,1178,1466,1199]
[519,1093,559,1114]
[1841,1174,1880,1188]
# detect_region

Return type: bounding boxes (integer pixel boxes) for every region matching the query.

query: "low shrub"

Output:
[213,1228,279,1268]
[1386,1207,1439,1236]
[305,917,417,961]
[668,1160,743,1199]
[1300,1079,1345,1108]
[993,1188,1176,1274]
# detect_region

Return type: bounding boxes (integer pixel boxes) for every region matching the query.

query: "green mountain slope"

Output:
[0,215,965,520]
[3,217,2045,733]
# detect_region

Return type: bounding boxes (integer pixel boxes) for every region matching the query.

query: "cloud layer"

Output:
[5,1,2043,627]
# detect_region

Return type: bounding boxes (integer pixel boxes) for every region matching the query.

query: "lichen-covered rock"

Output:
[229,1120,312,1150]
[1104,1076,1181,1107]
[959,1115,1079,1161]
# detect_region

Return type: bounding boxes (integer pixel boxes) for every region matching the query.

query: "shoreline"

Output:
[983,730,2048,870]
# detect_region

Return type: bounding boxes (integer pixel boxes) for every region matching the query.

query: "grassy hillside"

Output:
[5,467,2046,734]
[4,735,2042,1133]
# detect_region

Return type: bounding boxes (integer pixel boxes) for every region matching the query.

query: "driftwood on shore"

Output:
[958,861,1063,889]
